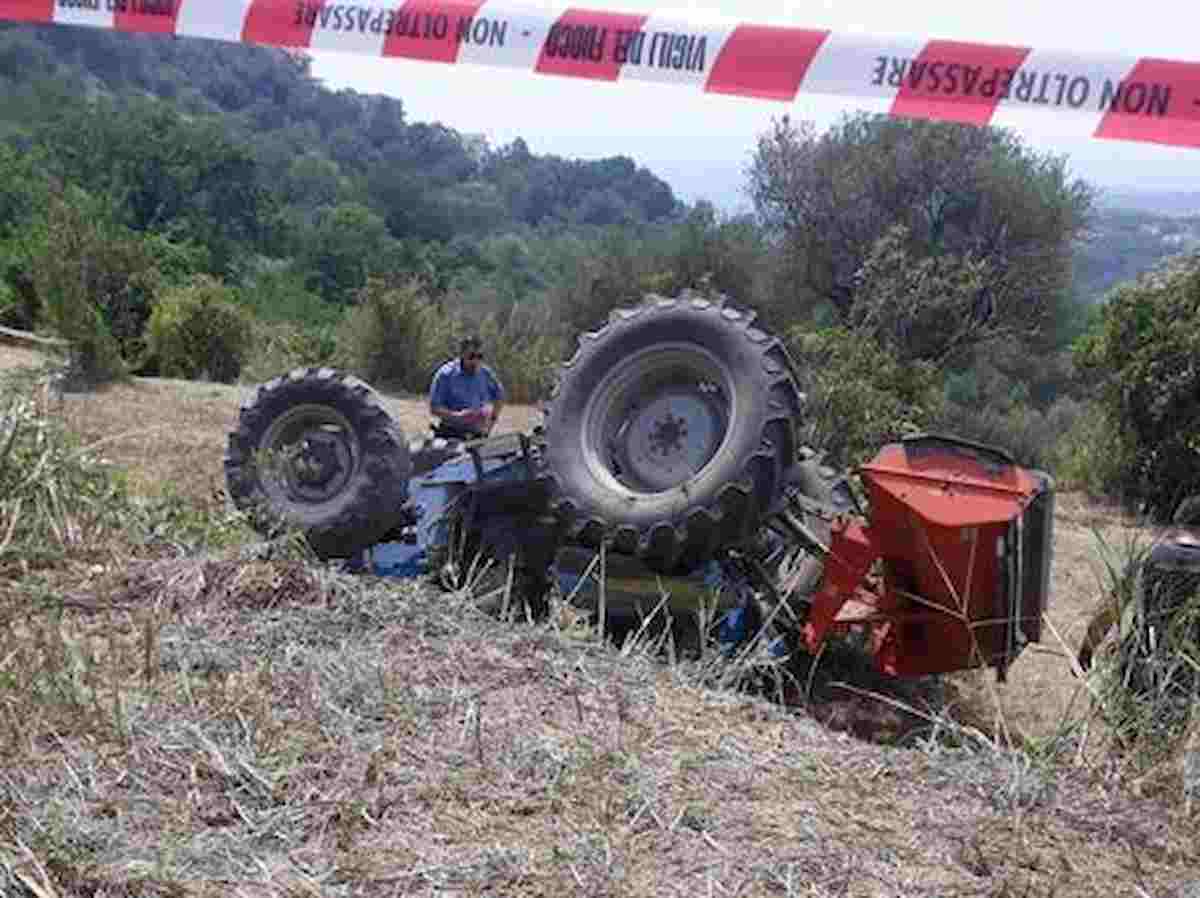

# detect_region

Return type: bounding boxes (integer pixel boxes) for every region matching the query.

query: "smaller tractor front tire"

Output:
[224,367,411,559]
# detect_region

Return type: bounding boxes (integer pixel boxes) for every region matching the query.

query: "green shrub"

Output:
[787,326,940,468]
[146,275,253,383]
[241,318,337,384]
[29,191,174,372]
[335,278,458,393]
[1073,253,1200,518]
[236,260,340,329]
[475,302,566,405]
[0,261,40,331]
[543,228,658,334]
[29,189,142,385]
[931,395,1084,472]
[1051,400,1133,496]
[0,279,17,328]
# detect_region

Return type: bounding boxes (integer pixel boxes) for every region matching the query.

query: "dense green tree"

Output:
[37,96,267,273]
[1073,253,1200,518]
[749,114,1094,360]
[666,202,767,307]
[302,203,396,301]
[847,224,994,363]
[0,142,48,235]
[281,153,347,212]
[28,187,164,381]
[481,143,678,227]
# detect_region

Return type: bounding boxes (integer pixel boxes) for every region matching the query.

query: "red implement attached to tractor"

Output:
[795,436,1054,681]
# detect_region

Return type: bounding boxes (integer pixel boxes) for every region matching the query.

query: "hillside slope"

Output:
[1,351,1196,896]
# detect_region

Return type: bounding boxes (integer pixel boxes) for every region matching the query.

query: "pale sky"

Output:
[310,0,1200,208]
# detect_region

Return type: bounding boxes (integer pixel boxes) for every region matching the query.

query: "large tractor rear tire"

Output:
[224,367,411,559]
[543,292,805,575]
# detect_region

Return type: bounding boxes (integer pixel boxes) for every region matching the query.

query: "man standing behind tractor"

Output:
[429,336,505,439]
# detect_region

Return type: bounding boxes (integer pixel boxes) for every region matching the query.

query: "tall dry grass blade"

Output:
[0,497,21,553]
[563,550,601,606]
[619,588,674,659]
[597,539,607,643]
[0,404,22,470]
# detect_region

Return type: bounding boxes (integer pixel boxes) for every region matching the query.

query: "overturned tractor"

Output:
[224,292,1054,681]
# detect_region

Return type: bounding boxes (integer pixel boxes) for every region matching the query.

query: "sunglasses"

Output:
[465,351,484,360]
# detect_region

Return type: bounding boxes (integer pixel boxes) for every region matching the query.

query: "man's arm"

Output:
[429,367,462,424]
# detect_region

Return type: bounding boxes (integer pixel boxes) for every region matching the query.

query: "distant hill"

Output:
[1074,203,1200,302]
[1097,188,1200,217]
[1,19,1194,321]
[0,22,682,237]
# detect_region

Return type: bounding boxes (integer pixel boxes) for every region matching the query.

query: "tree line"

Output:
[0,23,1194,519]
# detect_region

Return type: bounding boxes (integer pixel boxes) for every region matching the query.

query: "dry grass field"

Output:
[1,346,1197,897]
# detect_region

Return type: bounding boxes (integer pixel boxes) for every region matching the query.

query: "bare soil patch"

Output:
[0,341,48,373]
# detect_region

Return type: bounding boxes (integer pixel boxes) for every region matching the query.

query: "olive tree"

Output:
[748,113,1094,362]
[1073,253,1200,519]
[30,187,163,384]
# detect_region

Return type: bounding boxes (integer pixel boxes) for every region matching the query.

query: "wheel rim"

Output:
[581,343,734,495]
[258,403,358,507]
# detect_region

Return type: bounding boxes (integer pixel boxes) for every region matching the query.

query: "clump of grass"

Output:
[1080,525,1200,803]
[0,368,129,569]
[1,368,258,574]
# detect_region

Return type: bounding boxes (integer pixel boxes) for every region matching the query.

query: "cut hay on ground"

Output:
[2,564,1198,897]
[3,349,1199,896]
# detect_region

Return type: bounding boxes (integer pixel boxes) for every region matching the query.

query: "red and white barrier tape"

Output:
[2,0,1198,149]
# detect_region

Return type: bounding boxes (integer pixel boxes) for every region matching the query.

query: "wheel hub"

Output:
[580,343,734,497]
[619,392,723,492]
[649,412,688,456]
[291,430,344,487]
[260,407,358,506]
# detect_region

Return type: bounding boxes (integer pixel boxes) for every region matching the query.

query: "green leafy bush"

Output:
[0,279,17,328]
[236,260,340,329]
[542,228,658,334]
[932,396,1083,472]
[146,275,253,383]
[29,188,154,385]
[475,302,565,405]
[1073,253,1200,518]
[1051,401,1132,496]
[335,278,458,392]
[788,326,941,468]
[241,318,337,384]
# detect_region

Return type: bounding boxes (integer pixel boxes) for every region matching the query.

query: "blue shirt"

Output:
[429,359,504,412]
